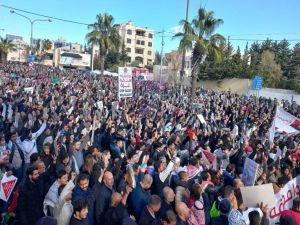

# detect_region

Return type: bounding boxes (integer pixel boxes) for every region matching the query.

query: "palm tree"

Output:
[174,7,225,99]
[86,13,121,75]
[0,37,16,63]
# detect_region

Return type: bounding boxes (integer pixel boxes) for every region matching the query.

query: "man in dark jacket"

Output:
[175,202,190,225]
[128,174,152,221]
[139,195,162,225]
[156,187,174,220]
[14,166,44,225]
[69,198,89,225]
[95,171,114,225]
[72,172,102,225]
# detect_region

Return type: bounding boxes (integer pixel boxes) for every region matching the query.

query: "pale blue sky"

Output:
[0,0,300,53]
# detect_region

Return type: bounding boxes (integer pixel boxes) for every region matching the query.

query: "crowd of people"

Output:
[0,61,299,225]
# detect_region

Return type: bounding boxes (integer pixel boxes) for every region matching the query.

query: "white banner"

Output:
[24,86,34,94]
[118,67,133,98]
[269,107,300,142]
[269,175,300,224]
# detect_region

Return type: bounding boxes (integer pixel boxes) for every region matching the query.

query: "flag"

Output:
[202,150,218,170]
[0,173,17,202]
[269,107,300,142]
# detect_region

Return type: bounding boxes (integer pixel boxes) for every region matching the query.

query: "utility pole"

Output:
[10,10,51,54]
[180,0,190,96]
[159,29,165,85]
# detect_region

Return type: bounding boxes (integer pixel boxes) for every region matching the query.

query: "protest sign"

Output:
[118,67,133,98]
[241,183,275,208]
[242,158,258,186]
[197,114,207,124]
[95,101,104,109]
[0,173,18,202]
[24,87,34,94]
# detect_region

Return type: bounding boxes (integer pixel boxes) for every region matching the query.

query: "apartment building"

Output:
[165,49,193,77]
[117,21,154,67]
[6,38,28,62]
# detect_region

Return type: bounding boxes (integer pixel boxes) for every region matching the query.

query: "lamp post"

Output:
[180,0,190,96]
[10,10,52,54]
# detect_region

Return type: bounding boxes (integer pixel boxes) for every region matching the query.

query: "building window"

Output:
[135,56,143,62]
[141,41,145,45]
[127,38,131,44]
[135,49,144,54]
[126,57,131,63]
[148,42,152,47]
[148,33,153,39]
[126,48,131,53]
[148,50,152,55]
[136,40,140,45]
[127,29,132,35]
[136,31,145,37]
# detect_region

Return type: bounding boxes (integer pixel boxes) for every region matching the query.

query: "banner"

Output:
[241,183,275,208]
[0,173,18,202]
[24,87,34,94]
[242,158,258,186]
[269,107,300,142]
[118,67,133,98]
[269,175,300,225]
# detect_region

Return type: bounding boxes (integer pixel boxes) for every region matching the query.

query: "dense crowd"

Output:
[0,61,299,225]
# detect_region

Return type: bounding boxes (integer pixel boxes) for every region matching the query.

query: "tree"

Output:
[86,13,121,75]
[290,43,300,80]
[34,39,41,55]
[274,40,292,78]
[104,51,120,71]
[249,42,262,76]
[43,39,52,52]
[190,7,225,99]
[260,50,282,88]
[119,42,128,66]
[154,51,161,65]
[0,37,16,63]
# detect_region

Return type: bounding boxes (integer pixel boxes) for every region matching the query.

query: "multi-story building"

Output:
[117,21,154,67]
[165,49,192,77]
[6,34,23,41]
[6,37,28,62]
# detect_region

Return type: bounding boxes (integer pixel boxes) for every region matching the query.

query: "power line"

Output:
[230,38,300,42]
[1,4,299,44]
[227,32,300,37]
[0,4,90,26]
[0,4,164,34]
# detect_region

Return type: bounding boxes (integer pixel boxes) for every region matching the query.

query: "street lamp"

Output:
[180,0,190,96]
[10,10,52,54]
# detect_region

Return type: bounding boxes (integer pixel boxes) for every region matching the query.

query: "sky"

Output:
[0,0,300,54]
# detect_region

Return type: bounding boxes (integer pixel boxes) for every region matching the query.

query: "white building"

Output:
[117,21,154,67]
[7,38,28,62]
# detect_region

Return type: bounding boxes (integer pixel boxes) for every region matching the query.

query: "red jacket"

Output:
[281,209,300,224]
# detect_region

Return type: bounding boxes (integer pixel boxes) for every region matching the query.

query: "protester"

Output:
[0,61,299,225]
